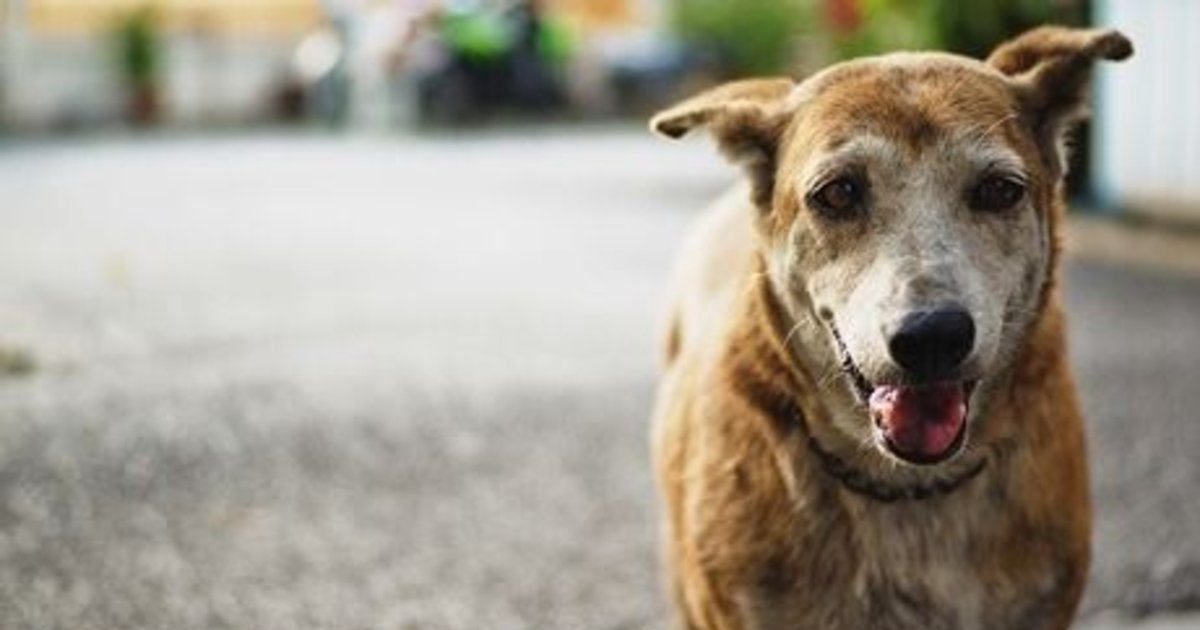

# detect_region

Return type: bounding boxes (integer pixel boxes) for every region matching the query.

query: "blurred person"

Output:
[345,0,445,128]
[288,0,441,127]
[385,0,447,126]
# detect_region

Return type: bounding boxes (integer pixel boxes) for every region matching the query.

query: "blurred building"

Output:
[1093,0,1200,224]
[1,0,326,129]
[0,0,672,130]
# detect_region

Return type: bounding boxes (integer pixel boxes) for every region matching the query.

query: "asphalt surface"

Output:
[0,130,1197,629]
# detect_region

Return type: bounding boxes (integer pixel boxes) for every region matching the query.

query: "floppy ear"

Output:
[650,78,795,209]
[986,26,1133,175]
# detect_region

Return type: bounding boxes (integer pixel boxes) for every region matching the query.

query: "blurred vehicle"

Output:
[416,0,573,124]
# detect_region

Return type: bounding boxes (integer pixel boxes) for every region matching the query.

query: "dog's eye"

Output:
[810,176,866,218]
[970,175,1026,212]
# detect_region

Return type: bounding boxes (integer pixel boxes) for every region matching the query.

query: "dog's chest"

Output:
[742,497,1058,630]
[852,508,991,629]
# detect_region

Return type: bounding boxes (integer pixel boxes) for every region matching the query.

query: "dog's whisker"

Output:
[972,112,1019,144]
[781,319,806,349]
[817,367,845,390]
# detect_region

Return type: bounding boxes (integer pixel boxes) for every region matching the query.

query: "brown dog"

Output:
[649,26,1131,630]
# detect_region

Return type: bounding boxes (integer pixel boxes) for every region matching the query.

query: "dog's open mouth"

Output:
[868,383,974,465]
[831,327,976,466]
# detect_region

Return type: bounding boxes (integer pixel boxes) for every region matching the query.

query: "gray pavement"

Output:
[0,129,1197,629]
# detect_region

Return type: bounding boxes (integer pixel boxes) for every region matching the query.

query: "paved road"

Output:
[0,130,1197,629]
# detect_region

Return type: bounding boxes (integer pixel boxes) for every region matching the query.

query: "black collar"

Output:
[799,410,987,503]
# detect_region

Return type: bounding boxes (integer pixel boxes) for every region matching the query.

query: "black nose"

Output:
[888,307,975,379]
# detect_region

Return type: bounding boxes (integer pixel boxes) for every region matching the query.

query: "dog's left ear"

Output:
[987,26,1133,175]
[651,78,795,209]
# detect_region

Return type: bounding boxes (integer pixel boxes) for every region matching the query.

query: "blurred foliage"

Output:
[824,0,932,59]
[922,0,1085,58]
[442,11,512,61]
[536,19,575,66]
[669,0,1085,75]
[440,7,574,64]
[672,0,813,75]
[113,8,161,86]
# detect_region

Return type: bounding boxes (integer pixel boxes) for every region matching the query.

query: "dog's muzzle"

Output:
[831,321,976,466]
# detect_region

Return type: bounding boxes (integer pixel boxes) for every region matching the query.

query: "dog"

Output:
[648,26,1131,630]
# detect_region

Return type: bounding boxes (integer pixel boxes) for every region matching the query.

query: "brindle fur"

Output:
[650,27,1132,630]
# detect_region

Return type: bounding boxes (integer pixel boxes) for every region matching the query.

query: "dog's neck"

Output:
[800,414,988,502]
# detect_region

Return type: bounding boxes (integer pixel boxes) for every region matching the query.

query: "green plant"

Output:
[112,7,163,124]
[669,0,1086,77]
[114,7,161,88]
[673,0,813,75]
[821,0,933,59]
[922,0,1082,57]
[831,0,1085,59]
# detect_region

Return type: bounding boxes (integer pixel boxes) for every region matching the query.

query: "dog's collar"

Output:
[798,409,987,502]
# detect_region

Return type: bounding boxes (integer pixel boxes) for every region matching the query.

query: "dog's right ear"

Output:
[651,78,795,209]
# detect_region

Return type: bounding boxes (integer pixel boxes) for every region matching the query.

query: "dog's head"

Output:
[653,27,1131,467]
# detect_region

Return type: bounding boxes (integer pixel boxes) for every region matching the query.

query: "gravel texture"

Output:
[0,130,1197,629]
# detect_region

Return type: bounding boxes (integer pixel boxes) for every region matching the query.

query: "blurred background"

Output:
[0,0,1198,628]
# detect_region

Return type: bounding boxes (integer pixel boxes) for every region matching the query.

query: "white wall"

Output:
[4,34,124,128]
[1094,0,1200,222]
[2,30,299,130]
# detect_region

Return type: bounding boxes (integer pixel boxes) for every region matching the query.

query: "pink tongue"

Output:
[869,384,966,460]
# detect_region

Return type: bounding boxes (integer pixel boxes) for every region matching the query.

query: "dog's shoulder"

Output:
[658,184,759,368]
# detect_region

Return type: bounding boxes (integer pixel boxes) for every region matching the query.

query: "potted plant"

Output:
[114,7,162,125]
